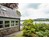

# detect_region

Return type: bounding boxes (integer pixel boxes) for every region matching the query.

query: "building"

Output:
[0,3,21,36]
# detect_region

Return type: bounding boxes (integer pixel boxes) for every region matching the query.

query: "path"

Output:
[4,31,23,37]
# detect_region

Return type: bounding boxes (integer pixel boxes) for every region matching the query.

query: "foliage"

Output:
[23,19,49,37]
[23,19,36,37]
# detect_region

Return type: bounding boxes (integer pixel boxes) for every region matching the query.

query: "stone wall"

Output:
[0,27,19,37]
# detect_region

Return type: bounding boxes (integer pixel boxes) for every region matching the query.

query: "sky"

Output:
[18,3,49,20]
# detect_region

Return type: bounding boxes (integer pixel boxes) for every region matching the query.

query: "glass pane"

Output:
[11,21,14,26]
[16,21,18,23]
[11,21,14,23]
[0,25,3,28]
[5,24,9,27]
[11,24,14,26]
[5,21,10,27]
[16,24,18,25]
[0,21,3,24]
[16,21,18,25]
[5,21,9,24]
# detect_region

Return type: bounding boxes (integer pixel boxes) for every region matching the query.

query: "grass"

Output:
[16,31,23,37]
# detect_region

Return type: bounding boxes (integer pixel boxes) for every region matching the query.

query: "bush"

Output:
[23,19,36,37]
[23,19,49,37]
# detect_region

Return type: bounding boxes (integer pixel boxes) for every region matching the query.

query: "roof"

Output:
[0,5,21,18]
[0,3,18,9]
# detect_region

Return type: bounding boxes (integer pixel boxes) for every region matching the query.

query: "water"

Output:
[20,21,49,29]
[34,21,49,24]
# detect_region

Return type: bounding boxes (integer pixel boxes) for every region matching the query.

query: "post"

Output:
[19,18,20,31]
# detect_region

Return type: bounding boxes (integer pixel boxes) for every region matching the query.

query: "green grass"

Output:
[16,31,23,37]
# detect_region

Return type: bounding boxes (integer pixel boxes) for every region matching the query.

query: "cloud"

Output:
[27,3,41,9]
[26,8,46,18]
[18,3,49,20]
[38,3,49,13]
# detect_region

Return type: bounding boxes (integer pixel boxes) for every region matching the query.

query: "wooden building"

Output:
[0,3,21,36]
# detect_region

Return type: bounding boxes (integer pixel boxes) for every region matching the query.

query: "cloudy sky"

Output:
[18,3,49,20]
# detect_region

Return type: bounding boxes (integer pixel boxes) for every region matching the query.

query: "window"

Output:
[11,21,14,26]
[0,21,3,28]
[5,21,10,27]
[0,21,3,24]
[16,21,19,25]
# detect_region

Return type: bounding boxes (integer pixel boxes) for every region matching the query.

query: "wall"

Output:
[0,18,20,37]
[0,27,19,37]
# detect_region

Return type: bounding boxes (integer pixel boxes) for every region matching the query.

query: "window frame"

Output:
[5,21,10,27]
[11,21,14,26]
[15,21,19,25]
[0,21,3,28]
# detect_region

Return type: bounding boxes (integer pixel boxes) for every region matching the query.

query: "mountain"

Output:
[34,18,49,21]
[21,18,49,21]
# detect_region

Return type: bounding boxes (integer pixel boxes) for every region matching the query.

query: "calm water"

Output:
[20,21,49,29]
[20,21,49,24]
[33,21,49,24]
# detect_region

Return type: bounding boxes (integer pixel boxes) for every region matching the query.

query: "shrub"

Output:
[23,19,49,37]
[23,19,36,37]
